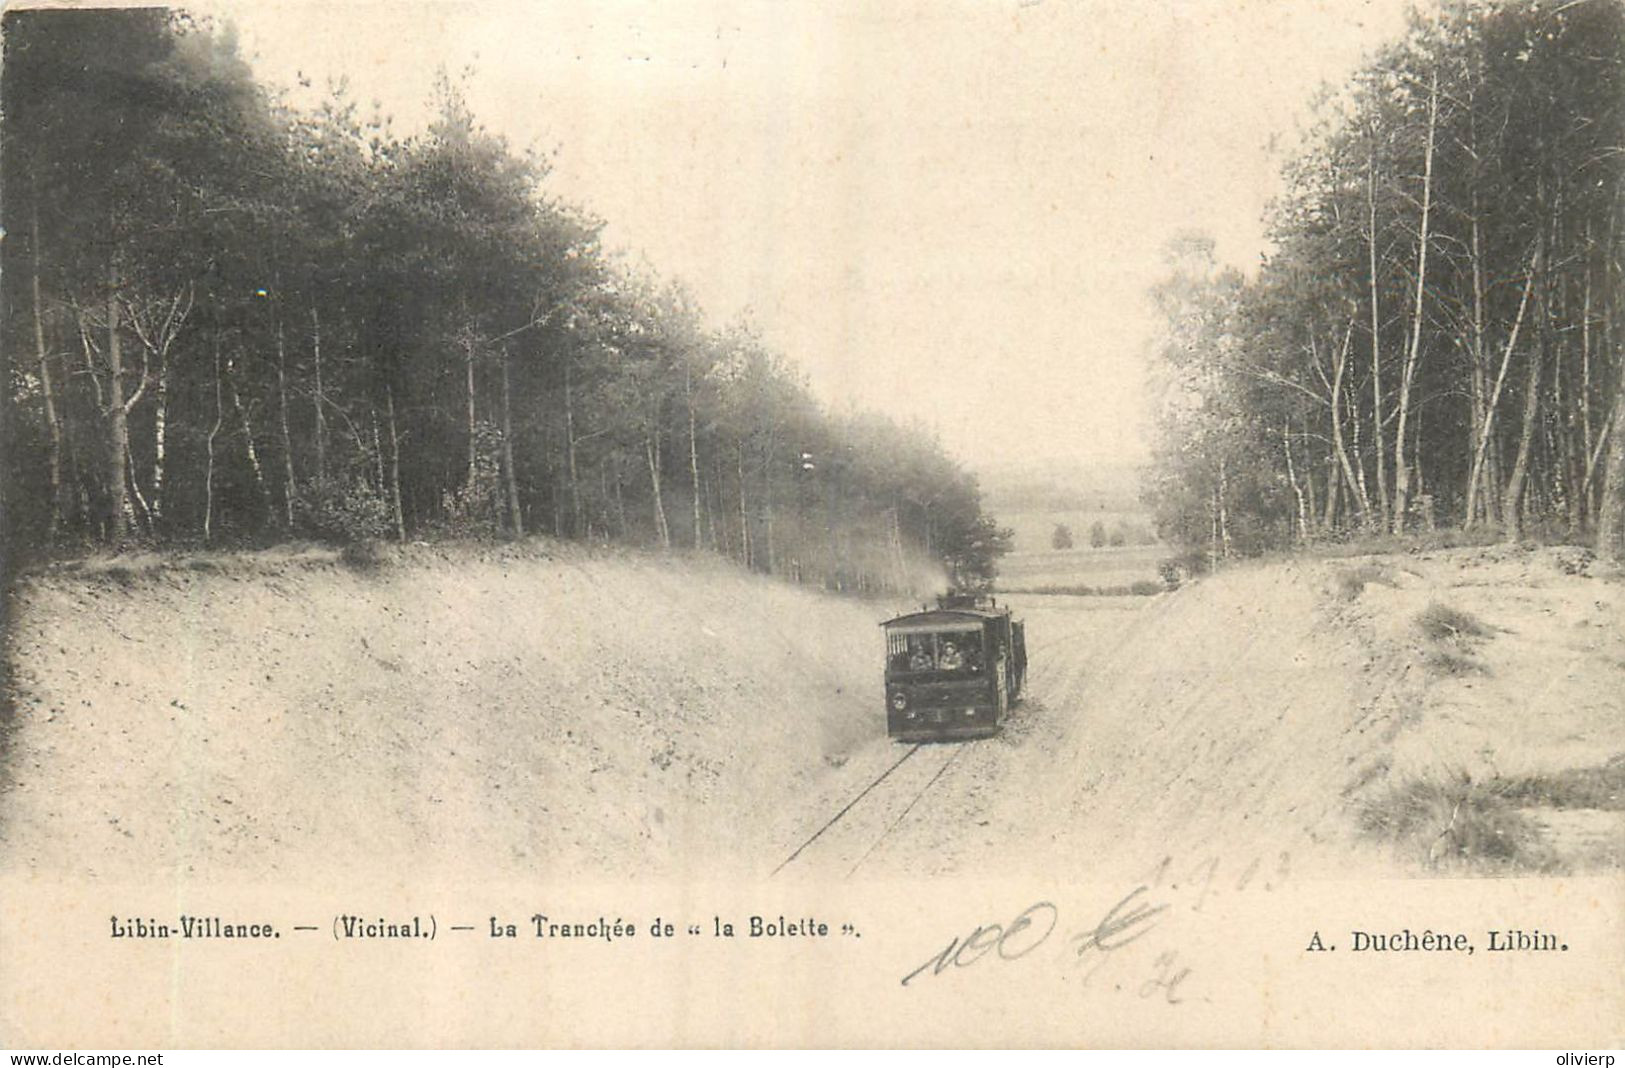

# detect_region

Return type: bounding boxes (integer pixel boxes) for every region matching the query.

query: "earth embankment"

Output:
[2,540,1618,885]
[856,544,1624,880]
[0,542,899,881]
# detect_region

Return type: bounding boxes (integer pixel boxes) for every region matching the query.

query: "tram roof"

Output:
[880,607,1007,629]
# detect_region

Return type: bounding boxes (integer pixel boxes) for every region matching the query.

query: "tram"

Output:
[880,592,1026,741]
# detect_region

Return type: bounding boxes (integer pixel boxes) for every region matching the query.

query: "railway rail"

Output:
[771,740,978,878]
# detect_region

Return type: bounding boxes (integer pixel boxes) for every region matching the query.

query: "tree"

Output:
[1,9,1014,592]
[1142,0,1623,560]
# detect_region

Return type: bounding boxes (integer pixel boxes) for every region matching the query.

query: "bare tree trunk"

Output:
[500,346,523,537]
[1208,488,1219,573]
[1581,251,1599,522]
[546,437,563,537]
[1304,455,1319,536]
[31,204,62,538]
[126,449,153,533]
[1350,385,1371,526]
[1543,202,1575,531]
[1466,244,1540,526]
[275,314,296,528]
[737,444,752,568]
[1328,317,1367,527]
[386,385,406,543]
[613,456,628,537]
[150,349,167,527]
[1284,422,1308,542]
[763,432,776,572]
[564,361,581,537]
[1466,204,1491,526]
[1217,457,1232,559]
[1503,350,1542,543]
[1367,137,1390,530]
[227,354,273,522]
[106,279,132,540]
[1324,449,1342,530]
[1414,392,1433,531]
[703,471,719,551]
[370,407,386,494]
[312,308,328,481]
[77,308,105,410]
[76,306,110,537]
[117,287,192,534]
[712,461,731,555]
[1557,311,1580,532]
[465,330,478,489]
[205,335,224,542]
[1391,70,1438,534]
[686,365,702,549]
[1597,363,1625,560]
[1504,269,1546,547]
[594,464,608,542]
[646,432,670,549]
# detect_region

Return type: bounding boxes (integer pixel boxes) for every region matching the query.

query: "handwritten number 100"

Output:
[900,902,1059,987]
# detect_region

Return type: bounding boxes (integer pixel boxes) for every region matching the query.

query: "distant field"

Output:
[990,506,1163,592]
[996,542,1166,592]
[995,509,1156,556]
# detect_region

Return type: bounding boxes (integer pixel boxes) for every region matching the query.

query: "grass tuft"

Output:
[1416,601,1490,642]
[1359,770,1557,872]
[1421,646,1490,676]
[101,565,137,587]
[1415,602,1493,676]
[339,540,386,573]
[1333,563,1395,601]
[1495,756,1625,812]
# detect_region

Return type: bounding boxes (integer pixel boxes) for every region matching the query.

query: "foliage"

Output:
[294,476,392,545]
[1145,0,1625,562]
[435,422,505,539]
[0,9,1009,593]
[1051,523,1074,550]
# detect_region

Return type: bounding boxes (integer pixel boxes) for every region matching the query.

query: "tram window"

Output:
[888,632,984,675]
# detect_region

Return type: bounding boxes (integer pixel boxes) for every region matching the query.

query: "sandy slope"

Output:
[2,540,1619,885]
[855,545,1624,881]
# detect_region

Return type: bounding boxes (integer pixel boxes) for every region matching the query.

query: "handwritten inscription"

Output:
[901,887,1166,989]
[900,901,1059,986]
[902,853,1293,997]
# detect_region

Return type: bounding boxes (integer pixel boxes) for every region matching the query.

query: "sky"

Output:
[206,0,1419,474]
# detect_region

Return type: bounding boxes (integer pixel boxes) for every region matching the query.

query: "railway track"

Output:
[770,593,1164,879]
[771,738,978,878]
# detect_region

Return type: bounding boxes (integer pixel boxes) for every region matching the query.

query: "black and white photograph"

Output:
[0,0,1621,1050]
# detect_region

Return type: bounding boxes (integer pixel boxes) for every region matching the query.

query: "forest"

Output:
[1146,0,1625,564]
[0,8,1011,593]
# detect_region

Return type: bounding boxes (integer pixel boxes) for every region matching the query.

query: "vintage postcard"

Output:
[1,0,1621,1049]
